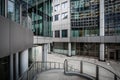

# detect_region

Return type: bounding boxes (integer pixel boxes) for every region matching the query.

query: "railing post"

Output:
[59,63,60,69]
[27,71,29,80]
[37,62,39,73]
[54,62,56,69]
[96,65,99,80]
[114,75,117,80]
[80,61,83,73]
[50,62,51,69]
[64,59,68,73]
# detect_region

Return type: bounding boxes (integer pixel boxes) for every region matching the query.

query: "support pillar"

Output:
[42,44,47,62]
[100,0,105,36]
[10,54,13,80]
[15,53,19,80]
[41,44,48,69]
[99,0,105,61]
[68,42,72,57]
[48,43,51,54]
[20,49,28,75]
[99,44,105,61]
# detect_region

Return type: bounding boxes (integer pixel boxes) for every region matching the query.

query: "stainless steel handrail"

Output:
[18,61,64,80]
[18,60,120,80]
[64,59,120,80]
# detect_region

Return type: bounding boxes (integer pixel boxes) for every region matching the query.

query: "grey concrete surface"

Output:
[36,70,87,80]
[46,52,120,76]
[37,48,120,78]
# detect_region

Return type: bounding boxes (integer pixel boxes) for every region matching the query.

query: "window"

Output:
[62,30,68,37]
[55,14,60,21]
[7,0,20,23]
[54,4,60,12]
[62,12,68,19]
[8,0,15,21]
[62,1,68,9]
[0,0,5,16]
[55,30,60,37]
[54,0,59,3]
[0,56,10,80]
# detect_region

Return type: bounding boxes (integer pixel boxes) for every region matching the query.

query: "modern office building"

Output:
[51,0,120,61]
[0,0,120,80]
[0,0,33,80]
[0,0,52,80]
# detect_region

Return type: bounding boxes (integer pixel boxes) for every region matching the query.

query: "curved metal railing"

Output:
[18,60,120,80]
[64,59,120,80]
[18,61,64,80]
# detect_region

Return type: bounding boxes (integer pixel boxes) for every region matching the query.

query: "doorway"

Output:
[109,50,120,61]
[116,50,120,61]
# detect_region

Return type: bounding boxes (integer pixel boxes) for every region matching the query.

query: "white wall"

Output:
[32,46,42,61]
[20,49,28,74]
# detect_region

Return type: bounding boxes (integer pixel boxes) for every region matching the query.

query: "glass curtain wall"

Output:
[70,0,99,37]
[7,0,33,27]
[0,56,10,80]
[4,0,52,36]
[8,0,20,23]
[29,0,52,37]
[53,42,68,55]
[76,43,99,57]
[0,0,5,16]
[105,0,120,36]
[105,44,120,61]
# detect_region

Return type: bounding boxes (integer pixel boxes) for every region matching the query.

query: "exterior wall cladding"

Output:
[52,0,120,61]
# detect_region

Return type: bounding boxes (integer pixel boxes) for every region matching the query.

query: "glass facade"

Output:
[54,4,60,12]
[29,0,52,37]
[8,0,20,23]
[70,0,99,37]
[54,0,59,3]
[55,30,60,37]
[0,0,5,16]
[53,42,68,54]
[62,30,68,37]
[105,0,120,36]
[55,14,60,21]
[76,43,99,57]
[61,1,68,9]
[105,44,120,61]
[61,12,68,19]
[1,0,52,37]
[0,56,10,80]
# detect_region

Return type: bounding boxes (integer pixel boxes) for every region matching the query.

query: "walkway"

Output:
[36,70,88,80]
[47,52,120,76]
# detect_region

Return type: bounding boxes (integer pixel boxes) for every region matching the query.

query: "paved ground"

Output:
[36,49,120,78]
[36,70,87,80]
[46,52,120,76]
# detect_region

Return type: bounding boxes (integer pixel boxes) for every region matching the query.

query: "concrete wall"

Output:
[0,16,33,58]
[52,0,71,40]
[70,36,120,43]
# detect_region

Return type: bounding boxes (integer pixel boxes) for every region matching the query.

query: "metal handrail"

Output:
[18,60,120,80]
[18,62,35,80]
[64,59,120,80]
[18,61,64,80]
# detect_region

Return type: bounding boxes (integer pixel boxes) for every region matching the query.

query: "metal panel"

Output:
[0,16,10,57]
[0,16,33,58]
